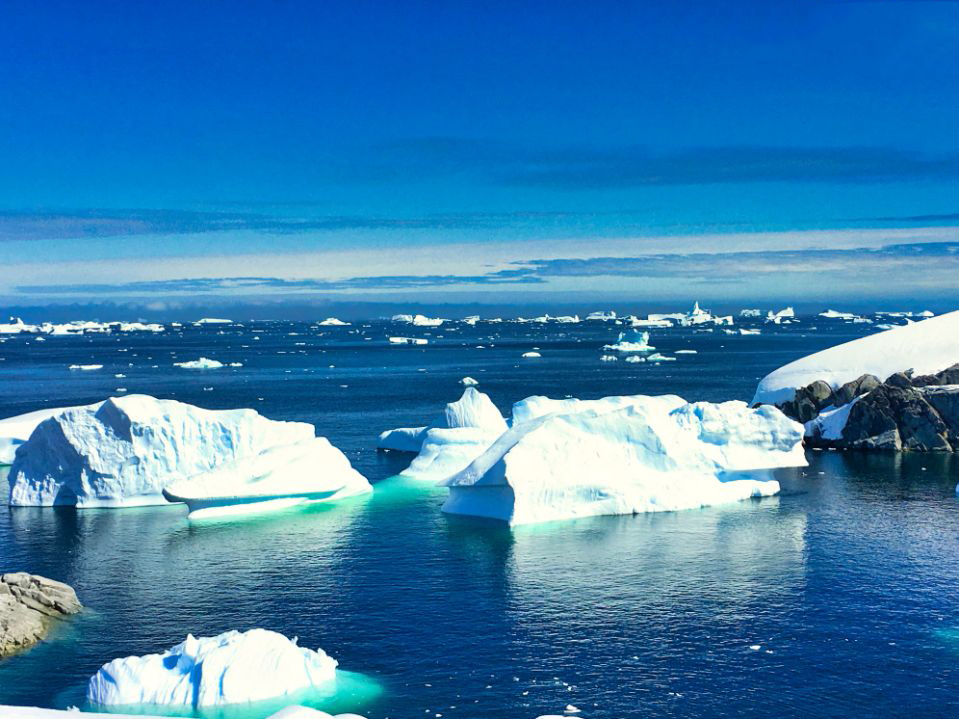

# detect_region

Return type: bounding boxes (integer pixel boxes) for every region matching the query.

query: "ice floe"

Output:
[174,357,224,369]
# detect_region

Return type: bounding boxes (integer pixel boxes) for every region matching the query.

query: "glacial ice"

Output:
[752,310,959,405]
[87,629,338,708]
[7,394,353,508]
[0,405,90,465]
[439,394,805,525]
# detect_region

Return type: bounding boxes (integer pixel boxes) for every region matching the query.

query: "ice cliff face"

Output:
[8,395,318,507]
[87,629,337,708]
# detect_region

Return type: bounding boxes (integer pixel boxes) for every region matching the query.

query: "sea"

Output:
[1,315,957,719]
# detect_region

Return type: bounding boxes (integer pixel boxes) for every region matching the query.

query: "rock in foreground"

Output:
[0,573,81,658]
[87,629,338,708]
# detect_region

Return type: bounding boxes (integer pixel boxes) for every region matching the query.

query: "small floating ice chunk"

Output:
[68,364,103,371]
[521,351,541,358]
[599,355,618,362]
[87,629,338,708]
[174,357,224,369]
[389,336,428,345]
[461,377,479,386]
[624,355,645,363]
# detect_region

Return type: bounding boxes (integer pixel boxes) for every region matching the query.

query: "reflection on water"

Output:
[1,451,958,718]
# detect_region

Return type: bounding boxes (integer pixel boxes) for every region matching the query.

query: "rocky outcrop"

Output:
[776,364,959,452]
[0,573,81,658]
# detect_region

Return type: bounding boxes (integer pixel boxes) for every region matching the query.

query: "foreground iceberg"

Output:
[752,310,959,406]
[440,395,805,525]
[87,629,337,708]
[603,329,653,353]
[8,395,367,508]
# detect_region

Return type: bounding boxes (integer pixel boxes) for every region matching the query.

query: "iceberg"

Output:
[739,328,761,336]
[7,395,354,508]
[440,394,805,525]
[765,307,795,324]
[388,336,428,345]
[87,629,338,708]
[68,364,103,371]
[0,404,90,465]
[378,389,509,481]
[460,376,479,386]
[521,351,541,358]
[391,314,445,326]
[752,310,959,406]
[599,354,618,362]
[603,329,654,353]
[161,437,371,519]
[739,309,762,317]
[0,317,40,335]
[586,311,616,321]
[630,317,673,328]
[174,357,224,369]
[194,318,232,325]
[0,706,365,719]
[318,317,349,326]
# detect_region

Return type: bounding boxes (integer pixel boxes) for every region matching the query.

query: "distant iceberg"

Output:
[586,311,616,321]
[174,357,224,369]
[765,307,795,324]
[603,329,654,352]
[521,351,541,358]
[87,629,338,708]
[392,314,444,327]
[8,395,362,508]
[441,394,805,525]
[318,317,349,326]
[388,336,428,345]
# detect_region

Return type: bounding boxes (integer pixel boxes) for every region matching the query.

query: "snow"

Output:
[805,399,860,441]
[174,357,224,369]
[318,317,350,326]
[87,629,338,708]
[162,437,371,519]
[440,395,805,525]
[603,330,653,353]
[521,351,541,358]
[752,310,959,405]
[8,395,325,507]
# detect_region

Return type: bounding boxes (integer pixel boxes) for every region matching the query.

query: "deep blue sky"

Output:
[2,0,959,313]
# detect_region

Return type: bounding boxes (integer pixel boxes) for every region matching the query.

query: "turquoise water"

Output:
[1,320,959,718]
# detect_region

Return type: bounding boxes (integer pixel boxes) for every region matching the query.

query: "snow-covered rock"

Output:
[752,310,959,406]
[7,395,329,507]
[162,438,371,519]
[441,395,805,525]
[87,629,338,708]
[174,357,224,369]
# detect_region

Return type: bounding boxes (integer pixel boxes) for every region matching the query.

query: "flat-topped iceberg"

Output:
[174,357,224,369]
[87,629,338,708]
[8,395,367,508]
[440,394,805,525]
[752,310,959,406]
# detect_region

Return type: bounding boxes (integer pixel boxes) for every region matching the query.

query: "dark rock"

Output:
[924,386,959,446]
[840,384,951,452]
[834,374,881,406]
[0,573,81,658]
[781,379,836,422]
[884,371,914,389]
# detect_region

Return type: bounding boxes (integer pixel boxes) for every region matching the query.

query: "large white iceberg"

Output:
[87,629,338,708]
[8,395,368,509]
[440,395,805,525]
[752,310,959,406]
[603,329,654,353]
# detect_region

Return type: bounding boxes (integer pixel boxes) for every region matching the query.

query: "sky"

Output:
[2,0,959,317]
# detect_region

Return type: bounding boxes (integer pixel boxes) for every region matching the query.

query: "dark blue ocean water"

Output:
[1,318,958,719]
